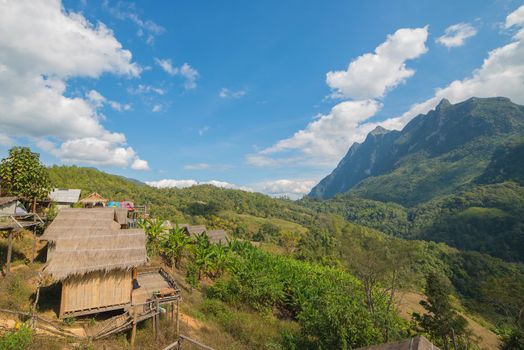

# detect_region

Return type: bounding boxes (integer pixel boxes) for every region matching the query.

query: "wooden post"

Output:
[6,230,13,274]
[155,300,160,341]
[130,311,137,350]
[176,298,180,337]
[170,301,175,322]
[152,308,157,340]
[31,226,36,264]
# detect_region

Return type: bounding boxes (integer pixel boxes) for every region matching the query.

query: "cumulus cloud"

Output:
[248,100,382,166]
[437,23,477,48]
[0,0,147,169]
[87,90,130,111]
[146,179,252,191]
[219,88,247,99]
[255,179,317,199]
[326,26,429,100]
[131,158,150,170]
[389,4,524,128]
[155,59,199,89]
[146,177,316,199]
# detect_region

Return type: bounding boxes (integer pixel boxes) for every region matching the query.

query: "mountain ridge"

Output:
[309,96,524,204]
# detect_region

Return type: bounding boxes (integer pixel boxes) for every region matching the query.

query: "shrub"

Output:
[0,324,33,350]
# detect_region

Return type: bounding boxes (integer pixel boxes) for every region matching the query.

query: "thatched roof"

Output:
[179,224,207,236]
[356,336,439,350]
[48,189,81,204]
[0,197,17,206]
[79,192,108,204]
[207,229,227,244]
[40,208,146,280]
[114,208,129,225]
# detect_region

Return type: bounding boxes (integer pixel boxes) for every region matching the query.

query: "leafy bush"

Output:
[0,325,33,350]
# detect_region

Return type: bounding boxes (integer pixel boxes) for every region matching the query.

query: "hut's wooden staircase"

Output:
[85,312,133,339]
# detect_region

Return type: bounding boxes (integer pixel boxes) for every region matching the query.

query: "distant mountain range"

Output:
[305,97,524,262]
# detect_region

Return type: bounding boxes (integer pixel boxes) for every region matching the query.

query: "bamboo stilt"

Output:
[31,226,36,264]
[130,311,137,350]
[6,230,13,274]
[176,298,180,337]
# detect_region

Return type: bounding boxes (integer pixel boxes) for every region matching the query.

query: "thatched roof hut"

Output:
[48,189,81,208]
[0,196,18,215]
[179,224,207,236]
[207,229,227,244]
[40,208,147,317]
[79,192,108,208]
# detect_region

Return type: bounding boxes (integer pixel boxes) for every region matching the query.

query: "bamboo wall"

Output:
[60,270,131,317]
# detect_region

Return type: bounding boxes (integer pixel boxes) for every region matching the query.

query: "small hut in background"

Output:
[40,208,147,318]
[48,189,81,209]
[179,224,228,244]
[79,192,108,208]
[0,197,18,216]
[207,229,227,244]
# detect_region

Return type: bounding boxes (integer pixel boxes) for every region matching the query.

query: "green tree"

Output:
[161,224,192,275]
[191,233,215,280]
[413,272,472,350]
[138,218,165,256]
[0,147,50,212]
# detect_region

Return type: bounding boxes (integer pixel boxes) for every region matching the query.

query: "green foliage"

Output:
[0,325,33,350]
[208,243,405,349]
[413,272,473,350]
[161,224,191,272]
[0,147,50,202]
[0,273,32,310]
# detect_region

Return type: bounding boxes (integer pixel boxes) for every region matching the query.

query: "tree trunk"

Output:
[172,257,176,277]
[5,230,13,274]
[32,197,37,214]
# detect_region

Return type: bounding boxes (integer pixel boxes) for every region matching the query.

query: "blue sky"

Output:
[1,0,523,197]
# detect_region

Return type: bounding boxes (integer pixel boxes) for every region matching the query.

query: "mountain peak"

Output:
[436,98,451,110]
[369,126,389,135]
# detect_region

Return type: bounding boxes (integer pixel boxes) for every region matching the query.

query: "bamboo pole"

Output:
[155,300,160,341]
[31,226,36,264]
[130,311,137,350]
[176,298,180,337]
[5,230,13,274]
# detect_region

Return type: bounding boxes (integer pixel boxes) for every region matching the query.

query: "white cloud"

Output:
[87,90,130,111]
[255,179,317,199]
[49,137,148,170]
[184,163,210,170]
[102,0,165,45]
[390,4,524,127]
[152,104,162,113]
[179,63,199,89]
[437,23,477,48]
[0,0,147,169]
[155,58,177,75]
[248,99,382,166]
[128,84,165,95]
[155,59,199,89]
[326,26,429,100]
[131,158,150,170]
[146,177,316,199]
[146,179,252,191]
[219,88,247,99]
